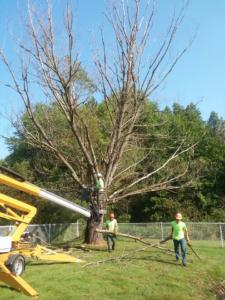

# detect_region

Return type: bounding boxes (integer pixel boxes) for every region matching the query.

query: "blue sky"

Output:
[0,0,225,159]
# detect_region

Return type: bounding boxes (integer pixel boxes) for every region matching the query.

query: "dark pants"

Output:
[107,234,116,251]
[173,238,186,265]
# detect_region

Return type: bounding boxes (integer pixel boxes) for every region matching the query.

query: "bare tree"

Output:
[0,0,194,244]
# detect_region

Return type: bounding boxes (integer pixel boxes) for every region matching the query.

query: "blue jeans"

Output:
[107,234,116,251]
[173,238,186,265]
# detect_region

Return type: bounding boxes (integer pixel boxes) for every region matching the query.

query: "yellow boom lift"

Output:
[0,166,91,297]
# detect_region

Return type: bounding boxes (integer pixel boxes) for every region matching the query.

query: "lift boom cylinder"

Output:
[0,173,90,218]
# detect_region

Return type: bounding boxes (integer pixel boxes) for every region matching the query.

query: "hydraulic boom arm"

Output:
[0,169,90,218]
[0,192,37,242]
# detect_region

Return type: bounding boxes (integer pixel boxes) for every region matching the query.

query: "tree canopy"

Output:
[2,101,225,223]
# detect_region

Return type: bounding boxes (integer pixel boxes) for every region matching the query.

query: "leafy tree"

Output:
[0,0,194,243]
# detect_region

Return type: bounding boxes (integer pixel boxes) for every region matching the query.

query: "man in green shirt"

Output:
[171,212,190,266]
[96,173,105,203]
[96,173,104,192]
[105,212,118,252]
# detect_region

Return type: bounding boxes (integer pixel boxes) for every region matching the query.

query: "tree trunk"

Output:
[84,191,106,244]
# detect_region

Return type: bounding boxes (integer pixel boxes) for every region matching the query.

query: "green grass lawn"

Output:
[0,240,224,300]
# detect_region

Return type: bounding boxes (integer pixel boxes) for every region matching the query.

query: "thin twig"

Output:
[82,245,150,268]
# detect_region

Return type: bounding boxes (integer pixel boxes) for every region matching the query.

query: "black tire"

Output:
[6,255,25,276]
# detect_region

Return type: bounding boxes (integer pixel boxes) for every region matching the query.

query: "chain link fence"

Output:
[0,222,224,247]
[119,222,225,247]
[0,221,85,245]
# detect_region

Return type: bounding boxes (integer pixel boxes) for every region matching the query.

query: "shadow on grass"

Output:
[0,284,20,295]
[26,261,73,266]
[130,255,182,266]
[82,248,108,252]
[138,255,195,267]
[0,284,16,291]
